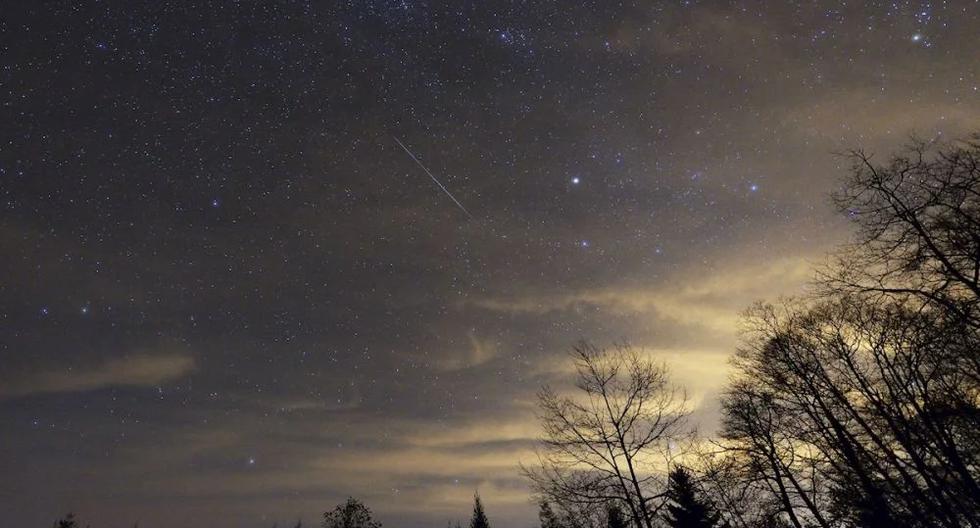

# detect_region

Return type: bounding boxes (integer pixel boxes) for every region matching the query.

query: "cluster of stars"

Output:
[1,1,973,526]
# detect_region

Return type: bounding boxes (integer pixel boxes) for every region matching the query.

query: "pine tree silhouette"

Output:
[606,503,628,528]
[469,493,491,528]
[55,513,78,528]
[662,467,721,528]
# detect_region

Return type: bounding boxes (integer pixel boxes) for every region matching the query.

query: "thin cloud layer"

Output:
[2,1,976,527]
[1,353,196,399]
[470,256,813,330]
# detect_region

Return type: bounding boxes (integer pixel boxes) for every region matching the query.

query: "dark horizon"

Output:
[1,1,978,527]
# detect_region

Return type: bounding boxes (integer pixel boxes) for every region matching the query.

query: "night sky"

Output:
[1,1,978,527]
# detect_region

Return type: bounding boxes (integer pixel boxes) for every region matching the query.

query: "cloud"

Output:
[468,256,813,333]
[781,90,980,142]
[0,353,196,399]
[99,414,539,523]
[433,332,501,371]
[401,417,539,449]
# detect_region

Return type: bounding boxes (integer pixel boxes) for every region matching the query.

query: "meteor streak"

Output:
[393,136,474,220]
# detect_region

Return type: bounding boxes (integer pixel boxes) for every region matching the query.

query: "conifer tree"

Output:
[470,493,491,528]
[607,504,629,528]
[55,513,78,528]
[662,467,721,528]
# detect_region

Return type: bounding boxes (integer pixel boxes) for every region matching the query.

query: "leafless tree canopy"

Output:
[827,135,980,327]
[720,298,980,528]
[527,137,980,528]
[524,343,692,528]
[711,136,980,528]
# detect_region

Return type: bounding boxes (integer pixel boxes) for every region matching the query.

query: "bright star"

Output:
[750,184,759,192]
[571,177,581,185]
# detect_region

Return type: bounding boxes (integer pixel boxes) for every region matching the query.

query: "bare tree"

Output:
[689,442,799,528]
[721,376,838,528]
[524,342,692,528]
[722,298,980,528]
[826,134,980,329]
[711,134,980,528]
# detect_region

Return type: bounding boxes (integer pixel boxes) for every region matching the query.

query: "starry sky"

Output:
[1,1,978,527]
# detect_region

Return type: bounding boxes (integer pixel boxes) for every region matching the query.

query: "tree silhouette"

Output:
[55,513,78,528]
[662,467,720,528]
[539,501,561,528]
[523,342,691,528]
[470,493,490,528]
[535,498,607,528]
[724,295,980,527]
[828,134,980,329]
[606,503,629,528]
[715,135,980,528]
[322,498,381,528]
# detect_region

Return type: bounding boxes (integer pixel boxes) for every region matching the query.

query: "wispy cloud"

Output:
[433,332,501,372]
[468,257,813,333]
[0,353,196,399]
[781,89,980,142]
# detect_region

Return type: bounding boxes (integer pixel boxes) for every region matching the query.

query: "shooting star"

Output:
[392,136,474,220]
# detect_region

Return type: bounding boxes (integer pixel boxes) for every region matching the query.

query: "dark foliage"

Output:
[540,501,562,528]
[662,468,721,528]
[322,498,382,528]
[55,513,78,528]
[606,503,629,528]
[469,493,491,528]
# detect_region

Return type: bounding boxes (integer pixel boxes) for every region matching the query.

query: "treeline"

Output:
[525,135,980,528]
[50,493,490,528]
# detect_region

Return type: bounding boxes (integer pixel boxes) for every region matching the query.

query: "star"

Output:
[2,2,973,526]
